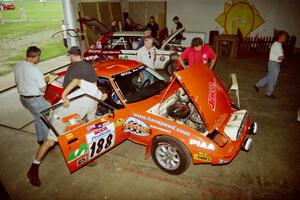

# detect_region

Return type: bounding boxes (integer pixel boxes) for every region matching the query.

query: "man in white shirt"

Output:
[136,37,156,84]
[14,46,50,144]
[137,36,156,69]
[254,31,288,98]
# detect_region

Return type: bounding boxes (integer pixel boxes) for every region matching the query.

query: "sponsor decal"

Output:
[67,143,88,162]
[120,65,145,76]
[190,139,215,151]
[86,122,115,159]
[85,55,99,61]
[88,49,102,53]
[150,125,171,134]
[193,152,211,162]
[116,118,125,127]
[124,117,151,137]
[87,121,110,131]
[77,155,87,166]
[208,79,217,111]
[65,133,74,140]
[159,55,166,62]
[133,113,190,136]
[120,55,129,60]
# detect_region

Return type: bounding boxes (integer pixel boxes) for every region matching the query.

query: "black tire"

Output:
[151,136,191,175]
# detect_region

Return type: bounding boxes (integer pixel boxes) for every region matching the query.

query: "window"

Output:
[97,76,124,109]
[113,65,168,103]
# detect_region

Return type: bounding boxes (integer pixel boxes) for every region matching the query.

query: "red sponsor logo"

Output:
[94,126,108,135]
[208,80,216,111]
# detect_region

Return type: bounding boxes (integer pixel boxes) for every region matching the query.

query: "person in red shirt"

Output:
[178,37,217,69]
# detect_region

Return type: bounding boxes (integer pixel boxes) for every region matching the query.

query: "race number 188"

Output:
[89,134,113,158]
[86,123,115,160]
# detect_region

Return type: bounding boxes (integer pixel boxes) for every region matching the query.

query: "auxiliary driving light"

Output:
[242,138,253,152]
[248,122,258,135]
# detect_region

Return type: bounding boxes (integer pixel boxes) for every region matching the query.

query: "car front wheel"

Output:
[151,136,191,175]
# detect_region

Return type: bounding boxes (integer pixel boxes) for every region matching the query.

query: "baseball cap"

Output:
[68,46,81,55]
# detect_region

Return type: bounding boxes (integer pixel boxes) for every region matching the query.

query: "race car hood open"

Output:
[160,27,185,50]
[174,63,233,133]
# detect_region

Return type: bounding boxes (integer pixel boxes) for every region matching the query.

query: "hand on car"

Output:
[101,93,108,101]
[44,75,50,84]
[62,98,70,108]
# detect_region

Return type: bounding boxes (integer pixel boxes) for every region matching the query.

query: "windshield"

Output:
[113,66,168,103]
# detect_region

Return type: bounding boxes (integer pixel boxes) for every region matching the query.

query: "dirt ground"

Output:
[0,55,299,200]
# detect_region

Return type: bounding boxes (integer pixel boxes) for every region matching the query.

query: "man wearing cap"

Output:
[26,46,107,187]
[14,46,50,145]
[172,16,184,44]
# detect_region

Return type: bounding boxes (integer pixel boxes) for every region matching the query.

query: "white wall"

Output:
[166,0,300,47]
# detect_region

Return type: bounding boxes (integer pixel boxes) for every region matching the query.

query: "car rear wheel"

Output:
[151,136,191,175]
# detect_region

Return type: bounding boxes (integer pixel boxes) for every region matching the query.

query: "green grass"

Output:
[2,0,63,19]
[8,41,67,62]
[4,41,66,75]
[39,41,67,61]
[0,21,61,39]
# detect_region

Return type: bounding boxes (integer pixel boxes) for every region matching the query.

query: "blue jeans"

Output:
[255,60,281,96]
[20,96,50,142]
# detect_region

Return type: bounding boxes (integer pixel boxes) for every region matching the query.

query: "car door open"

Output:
[40,94,129,173]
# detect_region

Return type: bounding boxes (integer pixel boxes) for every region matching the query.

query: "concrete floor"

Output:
[0,55,299,200]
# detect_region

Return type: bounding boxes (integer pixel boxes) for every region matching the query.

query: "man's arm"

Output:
[39,86,47,93]
[34,69,47,93]
[210,58,217,70]
[39,75,51,93]
[177,49,189,69]
[62,79,81,107]
[177,56,188,69]
[208,47,217,70]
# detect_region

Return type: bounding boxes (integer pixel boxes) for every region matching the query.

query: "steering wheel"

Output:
[141,79,151,88]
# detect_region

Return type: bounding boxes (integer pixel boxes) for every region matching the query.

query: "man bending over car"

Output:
[27,46,107,187]
[177,37,217,70]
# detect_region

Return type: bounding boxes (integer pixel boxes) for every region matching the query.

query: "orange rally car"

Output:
[41,59,257,174]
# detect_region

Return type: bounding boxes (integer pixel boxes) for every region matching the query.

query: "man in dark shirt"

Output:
[173,16,184,44]
[26,46,100,187]
[146,16,159,39]
[63,46,98,88]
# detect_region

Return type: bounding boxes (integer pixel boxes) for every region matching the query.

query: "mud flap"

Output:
[145,144,152,159]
